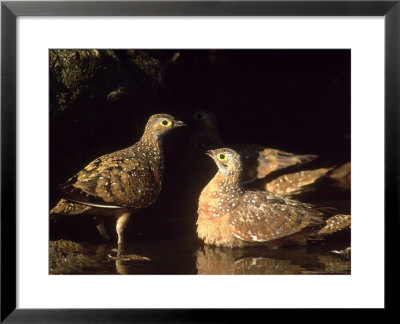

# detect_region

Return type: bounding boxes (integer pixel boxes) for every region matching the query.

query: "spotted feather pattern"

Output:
[265,167,333,196]
[60,145,162,209]
[317,214,351,235]
[230,190,324,242]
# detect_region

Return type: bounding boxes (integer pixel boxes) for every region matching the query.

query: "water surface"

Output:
[49,235,350,275]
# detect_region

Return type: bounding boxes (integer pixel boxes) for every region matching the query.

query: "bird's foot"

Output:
[107,247,151,262]
[331,246,351,259]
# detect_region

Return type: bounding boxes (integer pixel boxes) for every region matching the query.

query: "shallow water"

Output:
[49,235,350,275]
[50,185,351,275]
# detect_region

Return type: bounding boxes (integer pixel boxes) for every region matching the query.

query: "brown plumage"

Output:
[316,214,351,235]
[264,167,334,196]
[189,111,317,183]
[50,113,185,244]
[197,148,347,248]
[329,162,351,190]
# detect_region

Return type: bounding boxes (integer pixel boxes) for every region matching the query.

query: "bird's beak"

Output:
[205,150,214,157]
[174,120,186,127]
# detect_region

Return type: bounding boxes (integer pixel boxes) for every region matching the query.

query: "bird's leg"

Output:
[108,212,152,263]
[116,212,131,245]
[95,215,111,240]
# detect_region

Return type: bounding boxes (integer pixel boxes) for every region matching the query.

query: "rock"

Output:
[49,49,163,113]
[49,240,112,274]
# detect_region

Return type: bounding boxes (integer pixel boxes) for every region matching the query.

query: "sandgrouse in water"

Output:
[50,113,185,244]
[190,111,318,184]
[197,148,349,248]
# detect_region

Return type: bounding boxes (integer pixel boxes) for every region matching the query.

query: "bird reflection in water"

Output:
[109,244,152,275]
[196,244,350,275]
[49,239,350,275]
[49,240,152,275]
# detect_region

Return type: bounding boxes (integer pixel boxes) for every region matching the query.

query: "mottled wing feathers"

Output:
[256,148,318,180]
[59,149,159,208]
[230,191,324,243]
[317,214,351,235]
[265,167,334,196]
[233,145,318,183]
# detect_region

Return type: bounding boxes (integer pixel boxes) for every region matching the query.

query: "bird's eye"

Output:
[194,112,205,120]
[160,119,172,127]
[217,153,227,161]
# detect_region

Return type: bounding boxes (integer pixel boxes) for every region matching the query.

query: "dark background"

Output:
[50,49,350,243]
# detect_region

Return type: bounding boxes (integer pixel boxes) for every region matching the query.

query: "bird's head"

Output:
[192,110,218,132]
[206,148,243,178]
[145,113,185,139]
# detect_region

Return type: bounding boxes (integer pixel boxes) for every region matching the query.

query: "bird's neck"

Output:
[139,130,163,150]
[134,133,164,185]
[199,172,243,220]
[134,132,164,166]
[209,171,243,193]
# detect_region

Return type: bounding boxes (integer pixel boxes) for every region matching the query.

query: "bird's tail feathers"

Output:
[317,214,351,235]
[50,198,92,216]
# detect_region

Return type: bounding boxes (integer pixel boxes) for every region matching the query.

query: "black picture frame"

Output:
[1,0,397,321]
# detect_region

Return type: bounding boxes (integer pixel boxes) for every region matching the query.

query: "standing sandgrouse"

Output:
[50,113,185,244]
[189,110,318,183]
[197,148,349,248]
